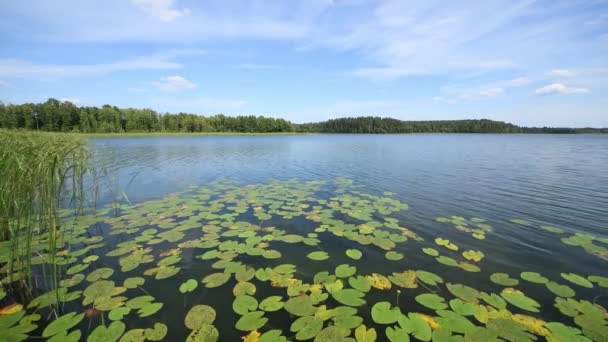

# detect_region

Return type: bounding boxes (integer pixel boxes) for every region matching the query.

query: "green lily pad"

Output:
[144,323,167,341]
[88,321,125,342]
[490,273,519,286]
[48,330,81,342]
[284,295,317,316]
[331,289,366,307]
[315,326,350,342]
[259,296,284,312]
[510,219,530,226]
[291,316,323,340]
[462,250,484,262]
[446,283,479,303]
[385,326,409,342]
[520,272,548,284]
[588,275,608,288]
[138,302,163,317]
[42,312,84,338]
[355,324,377,342]
[422,248,439,257]
[371,301,401,324]
[307,251,330,261]
[561,273,594,288]
[233,281,256,296]
[185,305,216,330]
[335,264,356,278]
[233,295,258,315]
[546,281,576,298]
[416,270,443,286]
[86,267,114,282]
[415,293,448,310]
[202,272,231,288]
[385,251,404,261]
[500,288,540,312]
[179,279,199,294]
[348,276,372,293]
[398,312,432,341]
[123,277,145,289]
[109,307,131,321]
[346,249,362,260]
[235,311,268,331]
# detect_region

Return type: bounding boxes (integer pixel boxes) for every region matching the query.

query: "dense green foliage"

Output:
[0,99,294,133]
[1,99,605,134]
[295,117,608,134]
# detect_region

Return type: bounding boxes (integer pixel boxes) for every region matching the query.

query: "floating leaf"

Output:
[123,277,144,289]
[137,302,163,317]
[385,251,404,261]
[42,312,84,338]
[398,313,432,341]
[335,264,356,278]
[233,281,256,296]
[291,316,323,340]
[284,295,317,316]
[144,323,167,341]
[346,249,362,260]
[446,283,479,303]
[108,307,131,321]
[355,324,377,342]
[389,270,417,288]
[462,250,484,262]
[235,311,268,331]
[332,289,366,307]
[0,304,23,316]
[500,288,540,312]
[315,326,350,342]
[349,276,372,293]
[233,295,258,315]
[588,275,608,288]
[520,272,548,284]
[86,268,114,282]
[307,251,330,261]
[259,296,284,312]
[561,273,594,288]
[546,281,576,298]
[185,305,216,330]
[371,302,401,324]
[416,294,448,310]
[385,326,409,342]
[88,321,125,342]
[422,248,439,257]
[490,273,519,286]
[416,270,443,286]
[202,272,231,288]
[180,279,199,294]
[510,219,530,226]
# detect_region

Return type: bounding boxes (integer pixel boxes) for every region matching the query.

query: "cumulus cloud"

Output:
[534,83,589,95]
[131,0,190,22]
[549,69,576,77]
[151,75,196,91]
[59,98,81,105]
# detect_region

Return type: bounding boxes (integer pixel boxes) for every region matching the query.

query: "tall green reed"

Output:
[0,130,90,294]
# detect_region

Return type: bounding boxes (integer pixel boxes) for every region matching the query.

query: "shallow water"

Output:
[3,134,608,341]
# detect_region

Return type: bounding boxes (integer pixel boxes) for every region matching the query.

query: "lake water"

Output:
[6,134,608,341]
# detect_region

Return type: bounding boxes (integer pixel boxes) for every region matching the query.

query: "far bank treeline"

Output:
[0,98,605,134]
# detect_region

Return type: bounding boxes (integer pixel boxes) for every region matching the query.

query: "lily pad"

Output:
[520,272,548,284]
[561,273,594,288]
[185,305,216,330]
[385,251,404,261]
[335,264,356,278]
[307,251,330,261]
[235,311,268,331]
[42,312,84,338]
[546,281,576,298]
[416,270,443,286]
[490,273,519,286]
[416,293,448,310]
[202,272,231,288]
[259,296,284,312]
[354,324,377,342]
[123,277,145,289]
[291,316,323,340]
[233,295,258,315]
[284,295,317,316]
[331,289,366,307]
[371,301,401,324]
[500,288,540,312]
[88,321,125,342]
[346,249,362,260]
[179,279,199,294]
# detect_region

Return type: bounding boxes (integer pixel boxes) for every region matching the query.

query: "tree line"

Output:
[294,117,607,134]
[0,99,294,133]
[0,99,605,134]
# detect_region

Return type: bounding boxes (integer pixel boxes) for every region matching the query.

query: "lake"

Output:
[7,134,608,341]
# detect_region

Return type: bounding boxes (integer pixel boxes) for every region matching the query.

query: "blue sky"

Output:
[0,0,607,126]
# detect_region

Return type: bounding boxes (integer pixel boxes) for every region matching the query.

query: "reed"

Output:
[0,130,90,291]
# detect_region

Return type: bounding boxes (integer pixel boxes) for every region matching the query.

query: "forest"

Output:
[0,99,605,134]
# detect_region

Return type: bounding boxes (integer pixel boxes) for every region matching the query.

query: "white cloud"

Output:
[151,75,196,91]
[549,69,576,77]
[237,64,292,71]
[534,83,590,95]
[149,96,248,113]
[504,77,530,87]
[59,98,81,105]
[131,0,190,22]
[478,88,504,98]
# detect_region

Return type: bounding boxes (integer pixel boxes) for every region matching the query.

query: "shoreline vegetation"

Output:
[1,98,606,135]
